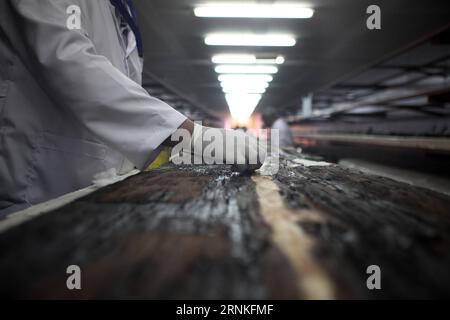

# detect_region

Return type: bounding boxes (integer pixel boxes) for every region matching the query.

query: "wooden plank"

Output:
[0,166,299,299]
[275,158,450,299]
[0,156,449,299]
[252,176,335,299]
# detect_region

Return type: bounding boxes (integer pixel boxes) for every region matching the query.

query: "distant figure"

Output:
[262,107,294,147]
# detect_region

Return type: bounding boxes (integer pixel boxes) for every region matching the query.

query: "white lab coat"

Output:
[0,0,187,216]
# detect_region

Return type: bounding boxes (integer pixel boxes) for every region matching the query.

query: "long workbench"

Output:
[1,153,450,299]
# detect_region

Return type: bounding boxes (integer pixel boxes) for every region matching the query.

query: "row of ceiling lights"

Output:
[193,3,314,124]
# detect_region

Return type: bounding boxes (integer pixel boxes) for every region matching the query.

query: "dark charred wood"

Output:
[0,158,449,299]
[275,160,450,299]
[0,165,299,299]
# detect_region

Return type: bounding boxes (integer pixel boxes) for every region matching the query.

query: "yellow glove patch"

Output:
[144,147,171,171]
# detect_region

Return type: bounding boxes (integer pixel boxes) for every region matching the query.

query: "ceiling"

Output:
[135,0,450,120]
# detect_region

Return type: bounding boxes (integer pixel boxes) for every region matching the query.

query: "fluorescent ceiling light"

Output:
[222,87,266,94]
[205,34,296,47]
[276,56,286,64]
[225,93,262,125]
[220,81,269,89]
[194,4,314,19]
[215,65,278,74]
[256,56,285,65]
[221,81,269,94]
[212,54,256,64]
[213,54,285,65]
[218,74,273,82]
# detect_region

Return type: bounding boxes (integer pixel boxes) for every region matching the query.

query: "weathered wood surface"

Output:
[1,155,450,299]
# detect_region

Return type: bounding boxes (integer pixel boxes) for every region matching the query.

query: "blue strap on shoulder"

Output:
[110,0,143,57]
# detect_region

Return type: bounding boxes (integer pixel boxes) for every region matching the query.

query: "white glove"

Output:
[171,124,266,171]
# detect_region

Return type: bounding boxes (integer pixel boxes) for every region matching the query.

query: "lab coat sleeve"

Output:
[10,0,187,169]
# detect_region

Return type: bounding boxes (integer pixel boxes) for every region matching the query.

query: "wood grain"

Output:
[0,157,449,299]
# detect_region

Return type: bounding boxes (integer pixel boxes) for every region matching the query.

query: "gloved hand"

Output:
[144,147,172,171]
[190,123,267,172]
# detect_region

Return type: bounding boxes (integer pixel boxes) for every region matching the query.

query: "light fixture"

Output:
[212,54,256,64]
[218,74,273,82]
[225,93,262,125]
[215,65,278,74]
[220,81,269,89]
[205,34,296,47]
[212,54,285,65]
[255,56,285,65]
[221,81,268,94]
[194,4,314,19]
[222,87,266,94]
[275,56,286,64]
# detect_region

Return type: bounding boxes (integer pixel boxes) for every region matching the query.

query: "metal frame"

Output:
[288,26,450,122]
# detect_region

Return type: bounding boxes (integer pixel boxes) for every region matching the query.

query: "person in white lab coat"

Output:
[262,107,294,147]
[0,0,263,217]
